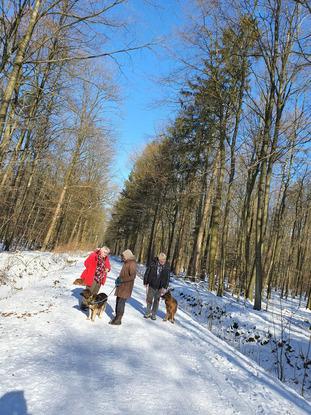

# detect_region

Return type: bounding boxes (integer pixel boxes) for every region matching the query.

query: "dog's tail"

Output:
[73,278,85,286]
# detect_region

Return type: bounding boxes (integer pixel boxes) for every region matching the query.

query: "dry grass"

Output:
[53,242,96,253]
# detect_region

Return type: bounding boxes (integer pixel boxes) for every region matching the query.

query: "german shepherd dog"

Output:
[80,289,108,322]
[161,289,178,324]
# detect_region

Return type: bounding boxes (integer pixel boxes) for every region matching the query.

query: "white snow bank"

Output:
[169,277,311,401]
[0,251,79,300]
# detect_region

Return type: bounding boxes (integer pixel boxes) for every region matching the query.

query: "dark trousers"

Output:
[115,297,126,319]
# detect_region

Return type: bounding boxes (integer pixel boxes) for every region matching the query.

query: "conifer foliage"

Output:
[106,1,311,310]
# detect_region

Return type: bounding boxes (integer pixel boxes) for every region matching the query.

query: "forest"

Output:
[0,0,121,253]
[105,0,311,310]
[0,1,310,312]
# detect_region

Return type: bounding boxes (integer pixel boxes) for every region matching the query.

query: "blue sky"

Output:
[99,0,311,191]
[106,0,187,187]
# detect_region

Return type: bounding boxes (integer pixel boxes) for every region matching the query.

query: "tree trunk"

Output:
[0,0,41,148]
[208,138,225,291]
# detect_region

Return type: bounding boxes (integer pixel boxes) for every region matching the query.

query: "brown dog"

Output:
[161,289,178,324]
[80,289,108,322]
[73,278,85,286]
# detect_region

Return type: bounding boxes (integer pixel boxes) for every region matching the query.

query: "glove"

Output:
[115,276,121,287]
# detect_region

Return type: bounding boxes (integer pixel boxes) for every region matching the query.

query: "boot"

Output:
[110,319,121,325]
[109,315,122,325]
[144,304,151,318]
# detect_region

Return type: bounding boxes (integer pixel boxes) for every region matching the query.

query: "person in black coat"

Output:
[143,253,170,320]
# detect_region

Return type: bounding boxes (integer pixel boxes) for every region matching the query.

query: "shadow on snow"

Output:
[0,391,30,415]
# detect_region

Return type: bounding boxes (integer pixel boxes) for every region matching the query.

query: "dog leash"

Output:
[88,278,134,305]
[107,286,116,297]
[88,286,116,306]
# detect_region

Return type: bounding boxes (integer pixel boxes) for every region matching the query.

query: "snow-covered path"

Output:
[1,256,311,415]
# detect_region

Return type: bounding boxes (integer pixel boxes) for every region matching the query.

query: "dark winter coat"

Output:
[115,254,137,299]
[143,258,170,290]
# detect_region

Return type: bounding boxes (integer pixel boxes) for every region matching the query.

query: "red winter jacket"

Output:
[80,251,111,286]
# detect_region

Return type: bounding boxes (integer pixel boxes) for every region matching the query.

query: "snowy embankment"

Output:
[0,251,78,300]
[0,252,311,415]
[170,278,311,401]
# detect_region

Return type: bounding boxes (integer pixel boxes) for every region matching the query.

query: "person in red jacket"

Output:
[80,246,111,310]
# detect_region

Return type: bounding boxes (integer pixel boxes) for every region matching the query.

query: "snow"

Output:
[1,253,311,415]
[0,251,78,299]
[170,278,311,400]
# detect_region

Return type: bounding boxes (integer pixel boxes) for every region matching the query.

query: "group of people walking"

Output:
[79,246,170,325]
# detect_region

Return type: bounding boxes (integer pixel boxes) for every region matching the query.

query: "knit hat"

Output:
[122,249,135,261]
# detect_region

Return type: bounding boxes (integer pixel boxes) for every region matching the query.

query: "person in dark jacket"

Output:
[109,249,137,326]
[143,253,170,320]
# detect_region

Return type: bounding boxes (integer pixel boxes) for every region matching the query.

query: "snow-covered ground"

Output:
[0,251,78,300]
[1,252,311,415]
[170,278,311,401]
